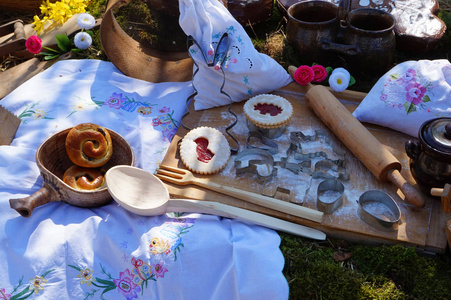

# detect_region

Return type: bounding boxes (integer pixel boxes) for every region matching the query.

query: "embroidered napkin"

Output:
[0,59,289,299]
[353,59,451,137]
[178,0,293,110]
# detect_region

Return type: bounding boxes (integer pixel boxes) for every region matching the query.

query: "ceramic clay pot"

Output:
[339,8,396,75]
[406,118,451,195]
[286,0,341,66]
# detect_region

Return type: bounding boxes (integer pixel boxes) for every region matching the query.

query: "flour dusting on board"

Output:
[196,106,393,226]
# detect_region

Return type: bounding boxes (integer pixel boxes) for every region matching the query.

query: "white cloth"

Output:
[178,0,293,110]
[0,59,288,299]
[353,59,451,137]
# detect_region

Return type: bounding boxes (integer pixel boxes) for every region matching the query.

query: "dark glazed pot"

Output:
[286,0,340,66]
[340,8,396,76]
[406,118,451,195]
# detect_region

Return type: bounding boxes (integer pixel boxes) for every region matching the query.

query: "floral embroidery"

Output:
[154,262,168,278]
[69,216,195,299]
[104,92,127,109]
[0,288,11,300]
[18,102,54,123]
[151,111,179,142]
[114,269,142,300]
[1,269,53,299]
[67,96,101,117]
[29,275,47,294]
[380,67,433,114]
[77,268,94,286]
[92,92,179,141]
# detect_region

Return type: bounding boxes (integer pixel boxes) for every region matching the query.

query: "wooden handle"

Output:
[167,199,326,240]
[431,188,444,197]
[297,77,425,208]
[386,169,425,208]
[195,180,323,223]
[430,184,451,212]
[13,21,25,40]
[9,182,60,217]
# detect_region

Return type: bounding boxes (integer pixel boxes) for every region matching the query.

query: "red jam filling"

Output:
[254,103,282,116]
[194,137,214,163]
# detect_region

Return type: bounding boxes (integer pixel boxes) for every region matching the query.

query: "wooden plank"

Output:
[0,105,20,145]
[161,82,448,253]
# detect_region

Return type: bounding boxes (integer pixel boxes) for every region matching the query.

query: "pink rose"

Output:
[25,35,42,54]
[405,82,426,105]
[293,65,314,85]
[311,65,327,83]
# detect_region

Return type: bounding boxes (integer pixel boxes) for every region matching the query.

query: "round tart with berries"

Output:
[179,126,231,175]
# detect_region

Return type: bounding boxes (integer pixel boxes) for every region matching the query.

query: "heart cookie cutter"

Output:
[357,190,401,232]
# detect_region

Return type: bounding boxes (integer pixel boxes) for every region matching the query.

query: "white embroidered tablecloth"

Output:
[0,59,288,299]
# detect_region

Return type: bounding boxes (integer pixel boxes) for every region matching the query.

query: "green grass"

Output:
[281,234,451,299]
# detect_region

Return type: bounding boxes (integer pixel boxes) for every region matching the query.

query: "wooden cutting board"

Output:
[160,82,449,254]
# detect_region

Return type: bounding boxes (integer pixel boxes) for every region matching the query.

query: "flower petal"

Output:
[74,32,92,50]
[76,13,96,30]
[329,71,350,92]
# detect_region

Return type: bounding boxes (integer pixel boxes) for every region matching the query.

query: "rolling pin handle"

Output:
[386,169,425,208]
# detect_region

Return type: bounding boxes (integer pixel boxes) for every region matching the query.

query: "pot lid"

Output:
[421,118,451,154]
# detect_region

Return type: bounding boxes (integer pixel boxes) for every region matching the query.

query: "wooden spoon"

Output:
[105,165,326,240]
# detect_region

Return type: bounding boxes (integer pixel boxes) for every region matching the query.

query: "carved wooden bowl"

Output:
[9,126,134,217]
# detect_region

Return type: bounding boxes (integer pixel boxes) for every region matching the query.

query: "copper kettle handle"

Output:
[9,182,60,217]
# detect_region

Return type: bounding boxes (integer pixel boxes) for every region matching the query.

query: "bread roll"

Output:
[66,123,113,168]
[63,165,105,190]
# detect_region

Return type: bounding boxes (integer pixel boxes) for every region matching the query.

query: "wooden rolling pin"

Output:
[288,66,425,208]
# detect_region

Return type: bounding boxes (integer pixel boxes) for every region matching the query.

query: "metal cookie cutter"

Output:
[312,160,350,181]
[234,148,277,182]
[246,130,278,154]
[316,179,345,214]
[357,190,401,232]
[247,120,287,139]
